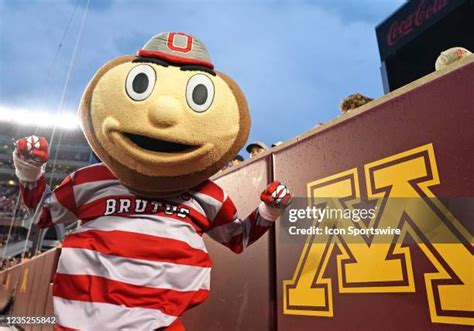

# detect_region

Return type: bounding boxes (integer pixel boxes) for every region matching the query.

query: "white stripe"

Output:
[54,297,176,330]
[192,191,222,221]
[206,218,243,244]
[73,180,126,206]
[75,162,107,172]
[46,191,77,224]
[167,196,207,218]
[242,217,250,248]
[58,248,211,291]
[257,202,280,223]
[74,215,207,252]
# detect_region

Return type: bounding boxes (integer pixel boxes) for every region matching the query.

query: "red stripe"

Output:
[275,186,285,198]
[222,233,244,254]
[54,175,77,215]
[63,230,212,267]
[212,197,237,227]
[37,208,54,229]
[53,273,209,316]
[137,49,214,69]
[248,224,270,245]
[54,324,78,331]
[182,203,211,231]
[20,176,46,208]
[74,164,116,185]
[195,180,224,203]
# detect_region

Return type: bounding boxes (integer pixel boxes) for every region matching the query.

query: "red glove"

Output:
[260,181,292,209]
[15,135,49,165]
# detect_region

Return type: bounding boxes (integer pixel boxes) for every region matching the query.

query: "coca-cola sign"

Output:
[376,0,465,59]
[387,0,449,46]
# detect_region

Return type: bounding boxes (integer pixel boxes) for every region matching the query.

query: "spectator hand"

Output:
[13,136,49,182]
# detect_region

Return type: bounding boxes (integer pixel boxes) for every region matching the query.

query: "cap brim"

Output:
[137,49,214,69]
[246,143,262,153]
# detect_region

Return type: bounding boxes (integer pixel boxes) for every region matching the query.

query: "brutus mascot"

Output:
[13,32,291,330]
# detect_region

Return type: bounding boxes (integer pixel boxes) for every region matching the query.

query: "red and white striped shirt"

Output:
[20,163,274,330]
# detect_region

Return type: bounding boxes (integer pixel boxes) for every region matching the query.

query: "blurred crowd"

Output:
[0,155,83,177]
[0,255,26,271]
[0,233,26,247]
[0,232,29,271]
[0,251,35,272]
[0,184,29,220]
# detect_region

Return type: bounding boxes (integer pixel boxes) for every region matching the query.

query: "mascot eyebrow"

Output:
[180,64,216,76]
[132,56,169,67]
[132,56,216,76]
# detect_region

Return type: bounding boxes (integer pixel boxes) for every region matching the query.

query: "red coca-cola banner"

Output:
[376,0,465,59]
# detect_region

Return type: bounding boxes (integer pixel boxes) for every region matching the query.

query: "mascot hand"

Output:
[260,181,292,209]
[13,136,49,182]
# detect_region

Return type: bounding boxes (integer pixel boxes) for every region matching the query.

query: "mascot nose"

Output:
[148,96,182,128]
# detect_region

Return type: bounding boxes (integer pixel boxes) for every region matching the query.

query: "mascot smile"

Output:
[13,32,291,330]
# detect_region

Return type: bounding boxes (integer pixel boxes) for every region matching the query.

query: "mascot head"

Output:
[79,32,250,197]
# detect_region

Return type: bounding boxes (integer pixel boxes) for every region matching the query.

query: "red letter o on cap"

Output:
[167,32,193,53]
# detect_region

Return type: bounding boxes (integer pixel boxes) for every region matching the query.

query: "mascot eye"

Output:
[186,74,215,113]
[125,64,156,101]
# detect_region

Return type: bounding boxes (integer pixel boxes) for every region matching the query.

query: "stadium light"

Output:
[0,106,80,130]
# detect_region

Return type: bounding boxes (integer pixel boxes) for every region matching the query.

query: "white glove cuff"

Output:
[258,202,281,222]
[13,151,45,182]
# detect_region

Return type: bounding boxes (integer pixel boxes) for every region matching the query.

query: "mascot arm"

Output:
[13,136,78,229]
[204,181,292,254]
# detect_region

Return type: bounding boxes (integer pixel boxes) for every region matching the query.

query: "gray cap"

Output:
[138,32,214,69]
[246,141,269,153]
